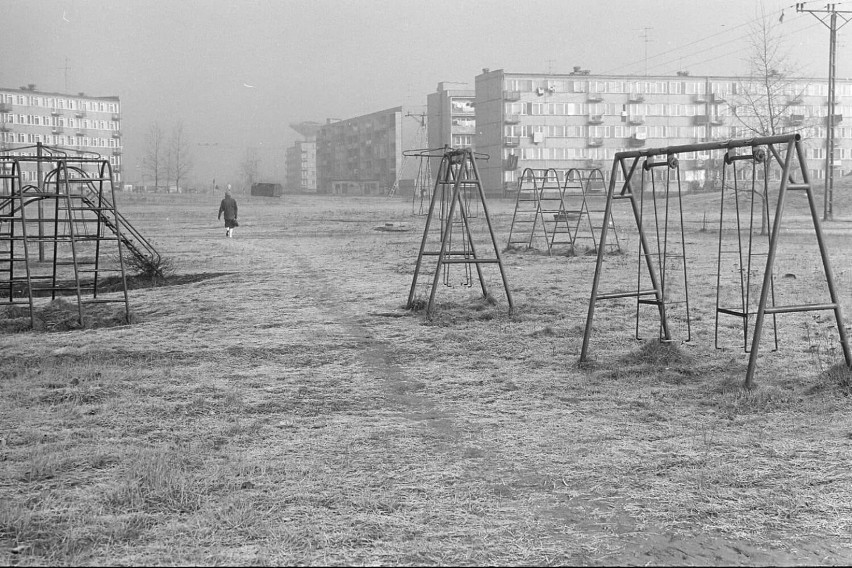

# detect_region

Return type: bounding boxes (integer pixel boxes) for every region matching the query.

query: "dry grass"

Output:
[1,187,852,565]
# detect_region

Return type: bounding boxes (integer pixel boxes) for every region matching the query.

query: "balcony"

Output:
[710,115,726,125]
[827,114,843,126]
[504,136,520,147]
[628,115,645,125]
[112,130,122,138]
[587,92,604,102]
[503,155,519,170]
[75,110,86,118]
[51,109,61,116]
[504,114,520,124]
[588,114,603,125]
[787,94,804,105]
[587,137,604,147]
[788,114,805,126]
[503,90,521,101]
[693,93,708,103]
[51,127,64,134]
[0,102,11,113]
[628,93,645,103]
[711,92,727,104]
[111,113,121,121]
[586,159,606,169]
[112,149,122,156]
[113,165,121,173]
[693,115,709,125]
[0,124,10,132]
[628,134,646,147]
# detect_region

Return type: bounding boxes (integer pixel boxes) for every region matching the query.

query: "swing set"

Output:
[406,147,512,317]
[579,134,851,387]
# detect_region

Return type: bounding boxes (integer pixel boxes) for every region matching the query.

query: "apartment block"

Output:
[427,82,476,150]
[285,141,317,192]
[316,107,403,195]
[0,85,123,183]
[474,69,852,196]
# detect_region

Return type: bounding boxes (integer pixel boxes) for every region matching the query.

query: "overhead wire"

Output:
[598,5,821,77]
[643,18,824,76]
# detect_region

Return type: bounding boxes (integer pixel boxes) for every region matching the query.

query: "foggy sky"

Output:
[1,0,845,188]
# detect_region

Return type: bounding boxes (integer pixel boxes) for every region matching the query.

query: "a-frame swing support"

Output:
[579,134,851,388]
[406,147,513,317]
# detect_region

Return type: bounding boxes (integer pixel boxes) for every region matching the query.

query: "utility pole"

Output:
[640,27,653,76]
[796,3,851,220]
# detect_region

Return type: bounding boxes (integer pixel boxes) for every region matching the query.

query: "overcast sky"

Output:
[1,0,847,188]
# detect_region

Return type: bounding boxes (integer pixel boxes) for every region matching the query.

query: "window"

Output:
[566,103,583,115]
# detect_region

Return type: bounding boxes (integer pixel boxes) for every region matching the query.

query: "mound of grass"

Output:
[0,299,132,333]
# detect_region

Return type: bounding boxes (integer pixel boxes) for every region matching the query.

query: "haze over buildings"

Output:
[1,0,848,190]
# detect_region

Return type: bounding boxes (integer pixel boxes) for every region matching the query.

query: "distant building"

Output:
[316,107,403,195]
[285,140,317,193]
[285,121,321,193]
[0,84,123,183]
[427,82,476,150]
[474,68,852,196]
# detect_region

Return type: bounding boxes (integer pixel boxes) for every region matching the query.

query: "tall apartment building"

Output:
[285,141,317,192]
[316,107,403,195]
[285,121,321,193]
[427,82,476,150]
[474,69,852,196]
[0,85,123,183]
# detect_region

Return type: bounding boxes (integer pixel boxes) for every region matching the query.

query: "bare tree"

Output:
[168,121,193,193]
[733,8,806,137]
[142,123,166,191]
[732,9,807,233]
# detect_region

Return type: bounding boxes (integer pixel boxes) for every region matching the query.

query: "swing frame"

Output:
[406,147,513,318]
[579,134,851,387]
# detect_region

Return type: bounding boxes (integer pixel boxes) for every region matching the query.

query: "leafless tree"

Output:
[142,123,166,191]
[168,121,193,193]
[733,7,806,137]
[732,8,807,233]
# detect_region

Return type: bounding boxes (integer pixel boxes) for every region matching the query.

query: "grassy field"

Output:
[2,182,852,566]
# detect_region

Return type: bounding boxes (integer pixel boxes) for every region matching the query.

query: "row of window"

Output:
[0,93,119,113]
[506,123,852,140]
[2,132,122,148]
[507,101,851,118]
[505,143,852,162]
[0,93,118,113]
[504,78,852,97]
[2,114,119,130]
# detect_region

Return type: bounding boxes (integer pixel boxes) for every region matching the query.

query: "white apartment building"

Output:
[0,85,123,183]
[427,82,476,150]
[474,69,852,196]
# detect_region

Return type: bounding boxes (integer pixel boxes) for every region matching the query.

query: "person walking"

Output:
[218,187,239,238]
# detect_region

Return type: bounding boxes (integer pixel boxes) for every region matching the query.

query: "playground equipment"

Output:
[1,144,158,328]
[507,167,620,255]
[411,151,433,216]
[506,168,564,254]
[406,147,512,317]
[556,167,620,253]
[579,134,851,387]
[715,148,779,353]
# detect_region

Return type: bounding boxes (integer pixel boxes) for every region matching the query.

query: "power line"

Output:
[600,6,798,76]
[642,19,823,76]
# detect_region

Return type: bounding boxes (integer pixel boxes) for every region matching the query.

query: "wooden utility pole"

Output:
[796,3,851,220]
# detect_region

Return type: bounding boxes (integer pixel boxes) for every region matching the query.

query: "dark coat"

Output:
[218,195,238,221]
